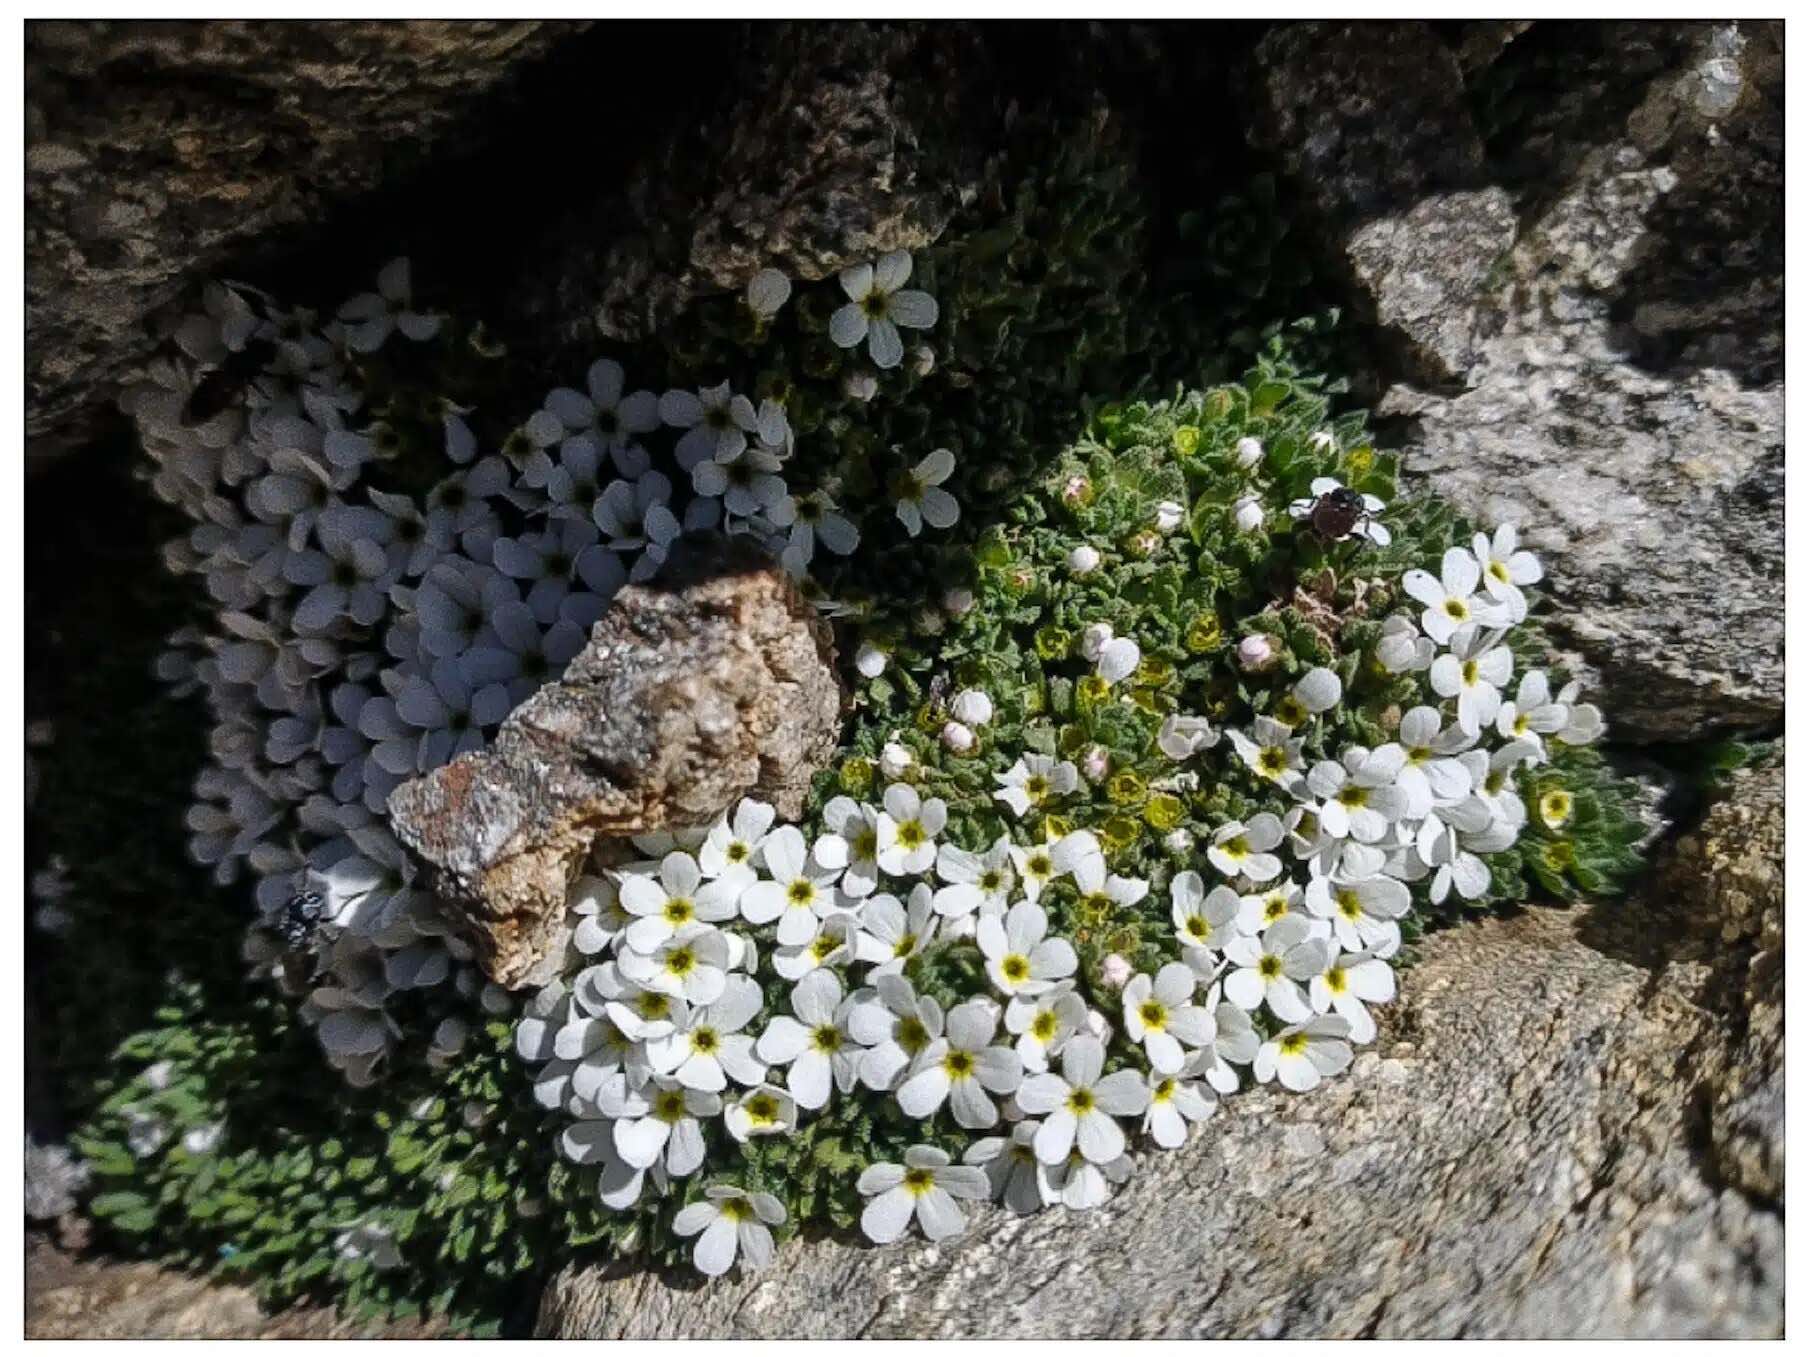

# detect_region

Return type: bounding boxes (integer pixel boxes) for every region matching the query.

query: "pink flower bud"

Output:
[1099,954,1133,988]
[1238,633,1278,672]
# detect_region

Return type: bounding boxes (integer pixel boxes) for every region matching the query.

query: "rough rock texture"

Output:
[1251,20,1784,741]
[24,1235,445,1339]
[506,21,990,350]
[389,540,841,987]
[25,18,575,463]
[540,760,1783,1340]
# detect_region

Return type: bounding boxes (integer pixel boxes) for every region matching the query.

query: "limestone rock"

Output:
[25,18,575,463]
[388,539,841,987]
[539,760,1783,1340]
[1251,20,1783,741]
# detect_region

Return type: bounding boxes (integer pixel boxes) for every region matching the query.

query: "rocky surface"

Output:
[1251,20,1784,742]
[25,18,575,463]
[540,758,1784,1340]
[389,539,841,987]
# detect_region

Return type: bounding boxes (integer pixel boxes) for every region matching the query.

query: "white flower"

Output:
[1122,962,1217,1074]
[1010,829,1102,903]
[976,901,1077,998]
[674,1184,786,1277]
[1305,844,1411,952]
[1417,814,1492,904]
[1496,669,1568,751]
[1403,547,1507,644]
[897,998,1023,1129]
[617,926,732,1005]
[559,1112,661,1209]
[182,1122,224,1155]
[1305,748,1409,843]
[853,884,939,976]
[858,1145,987,1243]
[1154,499,1185,533]
[1206,814,1285,883]
[878,739,914,781]
[618,852,740,952]
[460,599,586,706]
[1157,713,1218,760]
[812,796,882,898]
[1098,954,1133,988]
[1234,436,1264,469]
[1472,522,1541,619]
[1045,1147,1133,1210]
[1554,681,1606,746]
[771,913,855,982]
[1310,943,1395,1043]
[1015,1034,1149,1166]
[1389,705,1477,815]
[892,447,959,536]
[756,968,860,1109]
[722,1083,798,1142]
[1281,667,1344,723]
[966,1121,1052,1214]
[1232,494,1265,533]
[1068,853,1149,920]
[993,752,1076,817]
[1375,615,1436,675]
[1227,716,1308,793]
[854,641,889,678]
[1143,1072,1217,1149]
[1068,544,1101,574]
[932,836,1014,917]
[1223,915,1327,1022]
[647,975,765,1092]
[848,973,944,1091]
[745,267,792,320]
[660,380,760,471]
[783,491,860,574]
[738,826,845,946]
[569,875,627,956]
[694,444,790,521]
[940,720,976,753]
[337,258,440,352]
[544,358,661,471]
[950,689,994,727]
[613,1078,720,1177]
[1170,873,1242,956]
[829,251,939,369]
[1095,636,1141,684]
[1253,1014,1354,1092]
[876,783,946,876]
[1238,879,1302,934]
[1429,628,1515,734]
[1003,982,1087,1072]
[334,1219,403,1270]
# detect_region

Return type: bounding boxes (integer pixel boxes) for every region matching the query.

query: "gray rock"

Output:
[1252,21,1783,741]
[25,18,576,463]
[538,760,1783,1340]
[504,21,989,351]
[388,539,842,988]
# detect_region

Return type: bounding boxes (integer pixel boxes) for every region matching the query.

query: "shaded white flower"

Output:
[940,720,975,753]
[1223,915,1327,1022]
[1143,1071,1217,1149]
[965,1120,1052,1214]
[1206,813,1285,883]
[1309,943,1395,1043]
[674,1184,786,1277]
[976,901,1076,998]
[694,443,790,520]
[1157,713,1218,760]
[613,1078,720,1177]
[848,973,943,1091]
[829,250,939,369]
[932,836,1014,918]
[782,491,859,574]
[993,752,1077,818]
[1015,1034,1149,1166]
[1234,436,1264,469]
[746,267,792,320]
[1171,873,1242,956]
[1306,747,1409,843]
[1003,981,1087,1072]
[338,258,440,352]
[460,599,585,706]
[812,796,881,898]
[1232,494,1265,533]
[1253,1014,1354,1092]
[892,447,958,536]
[722,1083,798,1142]
[617,926,732,1006]
[1429,628,1515,734]
[660,380,759,471]
[854,884,939,976]
[897,998,1023,1129]
[1375,614,1436,675]
[858,1144,986,1243]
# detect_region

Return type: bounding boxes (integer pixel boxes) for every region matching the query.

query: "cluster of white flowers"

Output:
[130,256,946,1086]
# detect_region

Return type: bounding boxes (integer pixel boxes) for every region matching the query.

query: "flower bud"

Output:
[1233,494,1265,533]
[1154,500,1185,532]
[1235,436,1264,469]
[1068,544,1101,575]
[878,740,914,780]
[1061,474,1092,507]
[1163,828,1195,854]
[909,344,936,378]
[1080,622,1114,663]
[1080,746,1111,783]
[1099,954,1134,988]
[940,720,976,753]
[842,371,878,403]
[942,586,975,616]
[951,690,994,726]
[1238,633,1279,672]
[854,641,888,678]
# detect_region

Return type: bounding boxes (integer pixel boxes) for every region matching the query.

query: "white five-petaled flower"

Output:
[892,447,959,537]
[660,380,760,471]
[673,1184,787,1277]
[1157,713,1218,760]
[1095,636,1142,685]
[1009,828,1099,903]
[966,1120,1053,1215]
[1223,915,1328,1023]
[1305,747,1410,844]
[612,1077,721,1177]
[858,1145,987,1243]
[850,973,945,1092]
[722,1083,799,1142]
[1227,716,1308,793]
[829,250,939,369]
[1143,1070,1217,1149]
[618,851,740,952]
[1471,522,1541,620]
[338,258,441,352]
[1430,628,1515,734]
[1004,981,1087,1072]
[976,900,1077,998]
[1121,962,1217,1074]
[1253,1014,1354,1092]
[853,883,939,976]
[812,796,882,898]
[1170,872,1243,956]
[1305,843,1410,954]
[698,799,776,884]
[754,967,861,1106]
[896,998,1024,1129]
[1309,942,1395,1043]
[782,491,860,574]
[876,783,947,876]
[993,752,1077,818]
[933,836,1014,918]
[1015,1034,1150,1166]
[648,974,766,1092]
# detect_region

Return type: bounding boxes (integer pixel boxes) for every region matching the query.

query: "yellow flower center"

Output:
[853,828,878,858]
[1444,598,1469,622]
[1025,852,1053,880]
[691,1026,720,1054]
[1257,747,1288,776]
[896,1016,930,1055]
[1067,1087,1095,1115]
[1184,914,1210,942]
[1279,1032,1309,1056]
[726,842,750,864]
[786,879,816,908]
[1153,1078,1177,1104]
[897,820,927,850]
[812,1026,842,1053]
[1325,966,1348,995]
[1001,954,1031,983]
[903,1167,935,1195]
[654,1090,686,1122]
[1263,894,1289,922]
[1258,955,1283,978]
[664,897,694,925]
[944,1050,975,1080]
[664,947,697,977]
[1139,1000,1168,1031]
[1339,786,1369,809]
[1461,660,1479,686]
[720,1197,755,1222]
[1222,836,1249,862]
[1031,1010,1059,1041]
[1489,560,1511,584]
[1025,774,1051,800]
[1337,890,1362,920]
[745,1094,781,1125]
